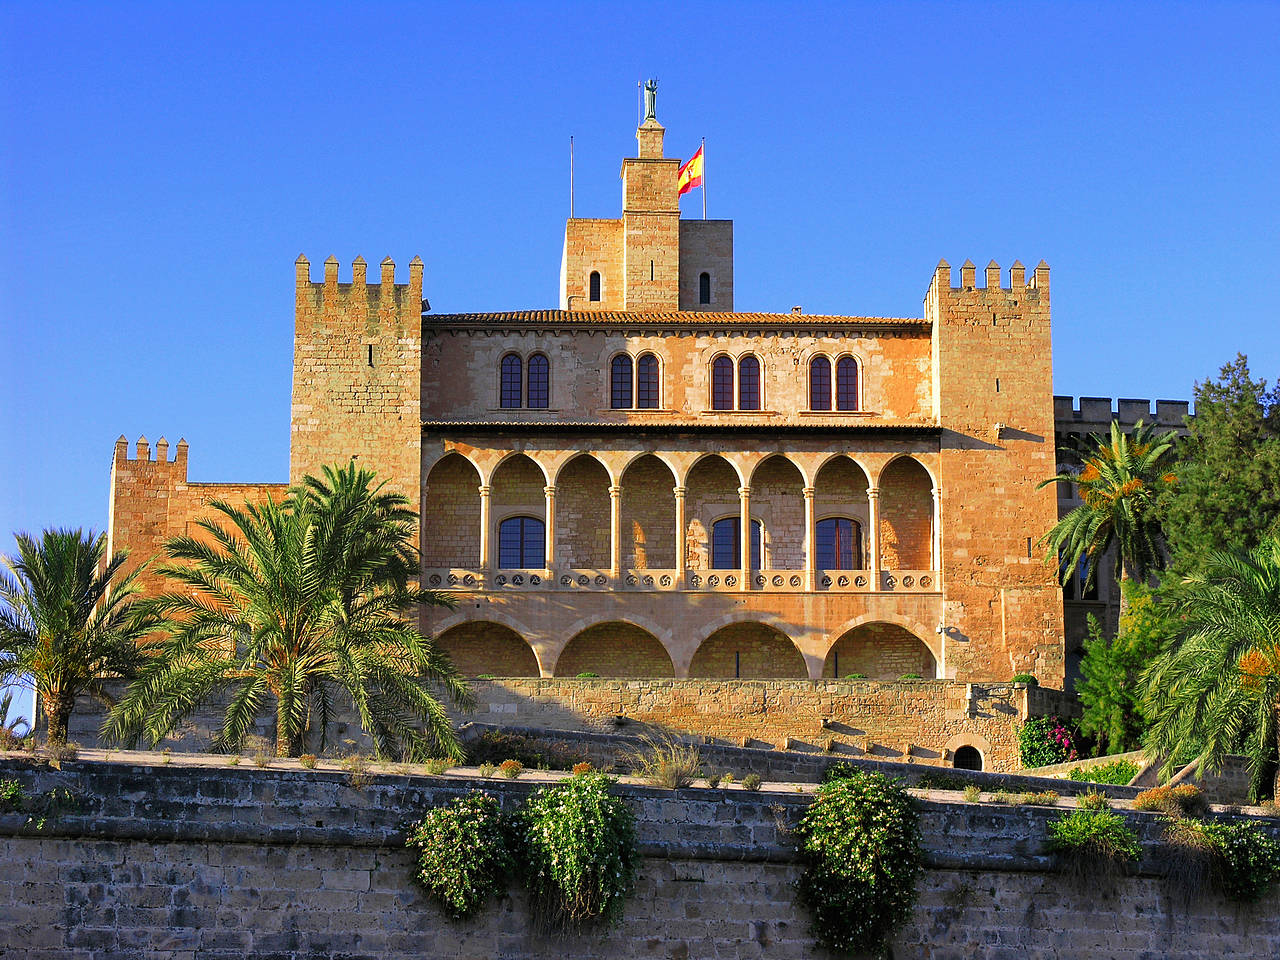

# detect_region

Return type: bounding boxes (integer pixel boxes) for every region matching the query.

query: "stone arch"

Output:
[748,455,805,570]
[823,621,938,680]
[619,454,676,569]
[875,452,938,489]
[878,457,933,570]
[555,454,611,569]
[824,612,942,664]
[944,733,993,771]
[490,454,547,569]
[553,621,675,678]
[683,454,745,571]
[688,620,808,679]
[423,452,480,568]
[487,450,551,487]
[435,621,541,678]
[813,455,871,568]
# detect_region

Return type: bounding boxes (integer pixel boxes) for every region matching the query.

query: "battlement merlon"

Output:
[294,255,425,331]
[925,258,1049,305]
[112,434,189,475]
[1053,396,1192,429]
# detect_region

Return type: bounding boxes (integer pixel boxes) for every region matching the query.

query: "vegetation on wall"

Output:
[1018,716,1079,768]
[1068,758,1141,785]
[406,791,514,919]
[794,770,923,956]
[1046,808,1141,888]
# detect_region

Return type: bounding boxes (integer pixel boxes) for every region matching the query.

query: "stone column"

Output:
[931,486,942,572]
[478,484,492,573]
[738,485,752,591]
[673,485,687,577]
[867,485,881,588]
[609,484,623,578]
[803,486,816,590]
[544,485,557,574]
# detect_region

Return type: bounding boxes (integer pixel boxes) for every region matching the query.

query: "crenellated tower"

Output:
[290,255,423,510]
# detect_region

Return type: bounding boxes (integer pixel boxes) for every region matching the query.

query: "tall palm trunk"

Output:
[43,688,72,746]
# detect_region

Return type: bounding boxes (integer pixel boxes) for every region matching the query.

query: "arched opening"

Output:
[610,355,633,409]
[711,355,734,410]
[699,271,711,304]
[710,517,761,569]
[589,271,602,302]
[822,622,937,680]
[738,355,760,410]
[813,456,870,569]
[435,622,539,677]
[556,455,611,569]
[422,454,481,568]
[809,355,831,411]
[620,455,675,569]
[836,356,859,411]
[491,454,545,567]
[636,353,659,409]
[554,622,675,678]
[500,354,523,408]
[689,622,807,679]
[527,353,549,409]
[816,517,862,570]
[498,516,544,568]
[751,456,804,570]
[684,455,740,571]
[953,746,983,771]
[879,458,933,570]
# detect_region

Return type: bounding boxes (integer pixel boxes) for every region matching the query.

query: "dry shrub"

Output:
[1161,817,1220,909]
[1134,785,1207,818]
[626,736,702,790]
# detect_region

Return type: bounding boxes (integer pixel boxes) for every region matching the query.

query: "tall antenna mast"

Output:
[569,136,575,219]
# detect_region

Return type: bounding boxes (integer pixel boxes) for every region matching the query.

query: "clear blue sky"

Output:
[2,2,1279,721]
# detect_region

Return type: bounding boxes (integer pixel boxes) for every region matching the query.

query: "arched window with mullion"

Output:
[710,517,762,570]
[738,355,760,410]
[500,354,523,408]
[711,355,734,410]
[816,517,862,570]
[498,516,545,568]
[636,353,659,409]
[527,353,549,409]
[836,356,859,411]
[611,355,634,409]
[809,356,831,411]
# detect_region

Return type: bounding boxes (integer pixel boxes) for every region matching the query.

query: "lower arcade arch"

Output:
[434,621,540,678]
[822,622,937,680]
[688,622,808,679]
[553,622,675,678]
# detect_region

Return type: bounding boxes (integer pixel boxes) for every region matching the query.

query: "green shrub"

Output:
[478,762,497,778]
[1010,673,1039,685]
[299,753,318,769]
[1078,790,1109,811]
[1068,758,1141,785]
[1018,716,1078,768]
[407,791,514,919]
[794,772,923,956]
[742,773,762,791]
[575,672,600,679]
[1021,790,1060,806]
[705,772,723,789]
[0,779,24,812]
[821,760,858,784]
[914,772,968,792]
[843,673,867,680]
[898,673,923,680]
[519,772,638,932]
[1046,809,1140,887]
[962,785,982,803]
[625,736,701,789]
[466,730,591,772]
[422,757,450,776]
[1198,820,1280,902]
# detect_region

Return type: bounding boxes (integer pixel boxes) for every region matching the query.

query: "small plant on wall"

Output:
[1045,808,1140,889]
[794,770,923,956]
[406,791,514,919]
[1018,716,1079,768]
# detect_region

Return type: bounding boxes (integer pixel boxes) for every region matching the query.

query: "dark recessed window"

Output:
[498,516,545,568]
[738,355,760,410]
[710,517,763,570]
[953,746,983,771]
[637,353,659,409]
[711,356,734,410]
[810,356,831,411]
[527,353,549,409]
[836,356,859,411]
[589,271,602,302]
[699,272,711,304]
[500,354,523,408]
[816,517,862,569]
[611,354,634,409]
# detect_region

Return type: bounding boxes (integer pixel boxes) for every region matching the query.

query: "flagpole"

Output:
[569,136,575,219]
[701,137,707,220]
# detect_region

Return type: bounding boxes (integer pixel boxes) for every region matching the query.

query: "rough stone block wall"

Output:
[562,218,624,310]
[435,621,541,677]
[677,219,733,311]
[684,455,741,570]
[822,623,938,679]
[555,455,610,568]
[553,622,676,678]
[422,452,481,567]
[879,457,933,569]
[687,625,819,679]
[751,456,805,569]
[619,454,676,568]
[490,455,546,562]
[813,455,871,563]
[2,757,1275,959]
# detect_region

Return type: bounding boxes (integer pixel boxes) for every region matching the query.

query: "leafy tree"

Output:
[105,464,471,759]
[1040,419,1178,604]
[1076,581,1177,755]
[1159,354,1280,575]
[1142,536,1280,801]
[0,529,154,745]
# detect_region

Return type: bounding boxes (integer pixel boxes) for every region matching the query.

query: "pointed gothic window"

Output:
[711,355,734,410]
[637,353,659,408]
[527,353,549,409]
[738,355,760,410]
[810,356,831,410]
[611,355,633,409]
[836,356,859,411]
[500,354,522,408]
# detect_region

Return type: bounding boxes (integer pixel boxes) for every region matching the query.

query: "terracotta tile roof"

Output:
[422,419,940,434]
[423,310,926,327]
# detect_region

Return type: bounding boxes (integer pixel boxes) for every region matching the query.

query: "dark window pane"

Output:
[699,271,711,304]
[738,355,760,410]
[712,356,734,410]
[810,356,831,410]
[589,271,601,301]
[527,354,549,408]
[710,517,762,569]
[750,519,761,570]
[836,356,859,411]
[611,355,633,409]
[500,354,522,408]
[817,517,862,569]
[637,354,659,409]
[498,516,544,568]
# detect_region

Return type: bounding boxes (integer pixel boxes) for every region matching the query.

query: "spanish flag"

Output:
[677,145,704,196]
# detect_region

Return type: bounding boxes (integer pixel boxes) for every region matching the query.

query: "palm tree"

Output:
[0,529,153,745]
[1039,419,1178,600]
[1142,537,1280,800]
[105,464,470,759]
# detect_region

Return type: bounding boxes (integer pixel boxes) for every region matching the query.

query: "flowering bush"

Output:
[519,771,637,932]
[1197,820,1280,902]
[1134,784,1207,818]
[1018,716,1078,768]
[405,791,514,919]
[794,771,923,956]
